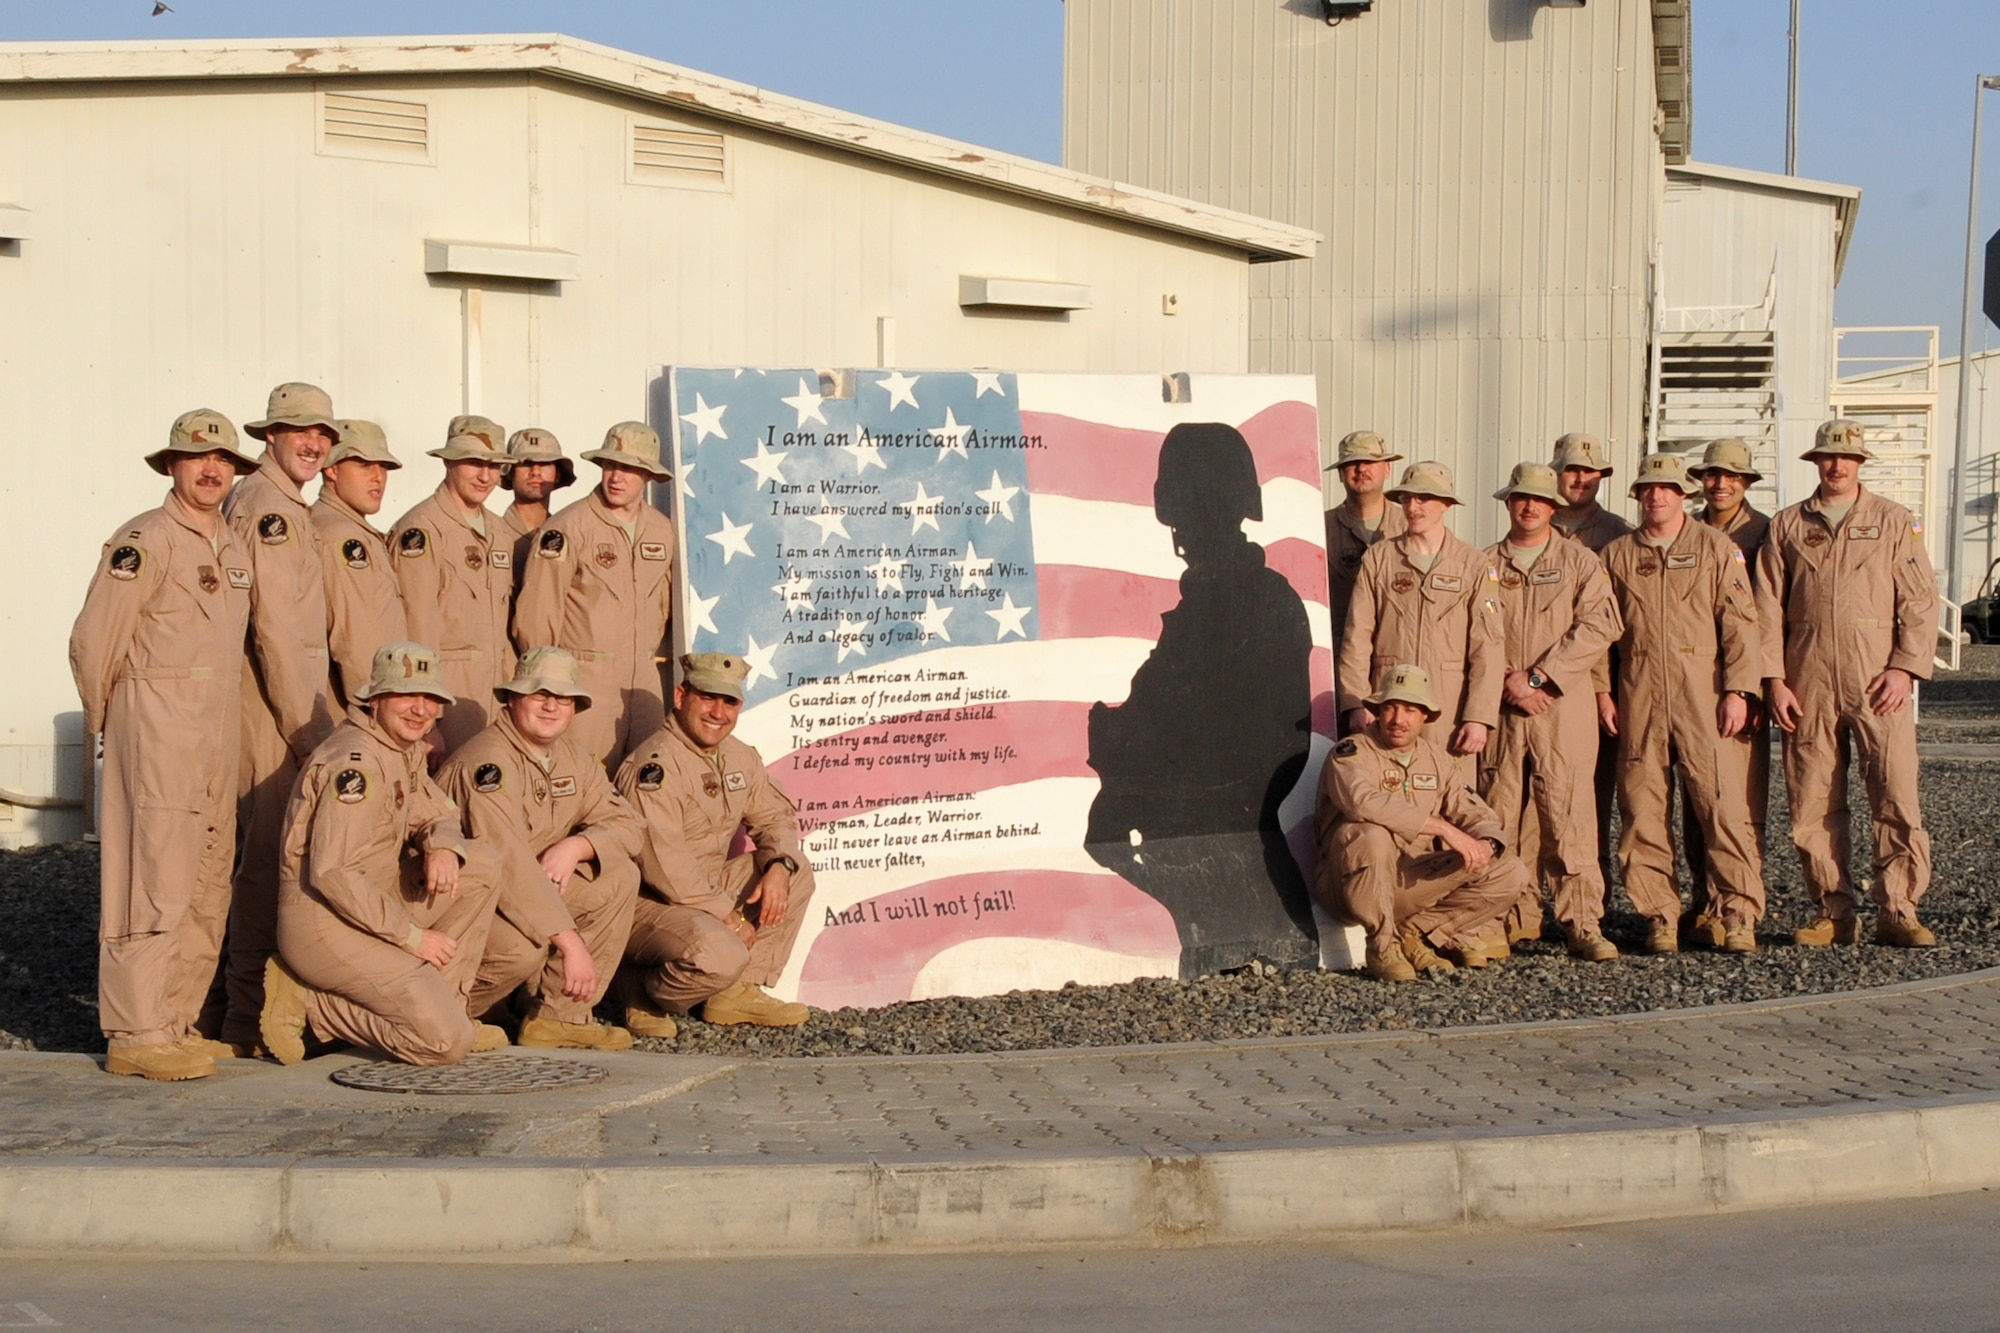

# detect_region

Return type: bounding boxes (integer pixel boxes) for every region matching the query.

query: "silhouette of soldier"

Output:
[1085,421,1318,974]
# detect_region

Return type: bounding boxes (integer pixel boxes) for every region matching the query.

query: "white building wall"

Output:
[0,71,1259,844]
[1935,350,2000,601]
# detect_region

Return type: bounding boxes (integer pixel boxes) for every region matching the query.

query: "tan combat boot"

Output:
[104,1040,216,1082]
[701,982,809,1027]
[613,969,679,1039]
[1396,924,1455,975]
[470,1022,511,1053]
[1643,923,1679,955]
[518,1016,635,1051]
[260,956,310,1066]
[1441,940,1495,969]
[1793,915,1861,947]
[1722,925,1758,954]
[180,1034,250,1060]
[1680,910,1726,949]
[1565,930,1619,963]
[1364,938,1417,982]
[1875,914,1936,948]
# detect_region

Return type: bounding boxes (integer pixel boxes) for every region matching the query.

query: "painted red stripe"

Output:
[1264,537,1331,605]
[1035,564,1178,641]
[796,868,1182,1009]
[1021,399,1321,508]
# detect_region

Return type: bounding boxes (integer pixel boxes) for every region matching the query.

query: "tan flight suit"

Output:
[276,711,502,1066]
[1756,489,1938,920]
[1327,502,1408,726]
[1314,730,1528,953]
[1478,533,1622,936]
[222,458,336,1039]
[438,715,645,1025]
[1553,503,1632,555]
[1601,521,1765,929]
[1553,501,1632,897]
[615,717,816,1012]
[71,495,252,1046]
[391,488,517,751]
[312,491,407,710]
[498,502,540,603]
[1684,502,1772,920]
[513,493,676,770]
[1337,532,1505,779]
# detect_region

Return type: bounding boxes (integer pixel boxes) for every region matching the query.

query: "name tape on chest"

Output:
[1528,566,1562,585]
[1430,573,1463,593]
[1411,772,1439,791]
[491,550,512,569]
[725,770,748,792]
[227,567,251,588]
[1666,552,1698,570]
[550,774,578,798]
[638,542,668,562]
[1848,524,1882,541]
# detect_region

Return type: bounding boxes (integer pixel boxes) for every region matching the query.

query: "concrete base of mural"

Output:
[1315,905,1369,972]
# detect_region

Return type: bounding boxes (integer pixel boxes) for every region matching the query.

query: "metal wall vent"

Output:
[317,90,432,164]
[628,119,729,190]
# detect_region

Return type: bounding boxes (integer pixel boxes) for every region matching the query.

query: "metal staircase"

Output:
[1648,262,1783,512]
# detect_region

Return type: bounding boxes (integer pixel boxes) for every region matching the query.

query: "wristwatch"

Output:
[767,854,800,874]
[1526,669,1549,692]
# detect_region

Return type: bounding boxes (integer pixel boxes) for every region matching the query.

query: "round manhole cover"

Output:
[329,1052,610,1095]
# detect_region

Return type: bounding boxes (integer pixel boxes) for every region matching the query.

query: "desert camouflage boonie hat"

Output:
[1327,430,1404,470]
[429,414,508,464]
[246,382,341,442]
[1805,418,1872,461]
[1385,460,1460,505]
[496,645,593,710]
[501,427,576,491]
[326,419,403,470]
[354,641,455,704]
[1687,437,1762,482]
[1627,451,1700,498]
[1550,432,1616,476]
[679,652,749,703]
[582,421,672,480]
[1493,462,1563,505]
[1366,663,1442,718]
[148,408,257,475]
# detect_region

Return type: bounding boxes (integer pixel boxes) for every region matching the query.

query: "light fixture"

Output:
[1319,0,1373,22]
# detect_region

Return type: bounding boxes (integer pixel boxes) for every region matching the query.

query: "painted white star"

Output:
[972,371,1006,399]
[835,615,869,662]
[679,392,728,445]
[780,377,828,428]
[874,370,921,412]
[773,573,815,610]
[915,596,954,643]
[684,583,720,637]
[808,509,850,542]
[740,440,788,489]
[930,406,970,460]
[986,592,1033,641]
[705,512,754,564]
[954,541,995,590]
[742,633,779,688]
[866,555,904,595]
[840,429,886,474]
[897,482,943,535]
[679,456,697,499]
[975,470,1020,523]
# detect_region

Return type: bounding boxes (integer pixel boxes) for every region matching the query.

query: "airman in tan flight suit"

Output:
[1315,664,1530,981]
[1337,461,1504,783]
[390,416,517,751]
[1324,431,1408,701]
[497,427,574,593]
[1681,437,1773,947]
[1478,464,1623,960]
[221,382,341,1049]
[70,410,257,1080]
[1759,419,1940,948]
[615,653,814,1029]
[262,643,506,1067]
[438,647,645,1050]
[1600,453,1765,954]
[314,420,408,710]
[514,422,677,770]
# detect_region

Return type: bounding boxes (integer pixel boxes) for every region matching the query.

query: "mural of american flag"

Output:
[666,367,1332,1009]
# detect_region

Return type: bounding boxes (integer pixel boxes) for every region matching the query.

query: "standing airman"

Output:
[314,419,408,710]
[70,410,258,1079]
[615,653,814,1029]
[262,642,506,1067]
[438,647,645,1050]
[1324,430,1408,686]
[390,416,517,751]
[1600,453,1765,954]
[1758,419,1940,947]
[513,422,677,770]
[497,427,574,589]
[1479,464,1623,960]
[221,382,341,1050]
[1337,461,1504,782]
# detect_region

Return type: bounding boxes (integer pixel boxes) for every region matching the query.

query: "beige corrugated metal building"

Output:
[1063,0,1691,538]
[0,34,1315,845]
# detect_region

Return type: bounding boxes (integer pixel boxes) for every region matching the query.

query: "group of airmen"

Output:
[71,383,816,1081]
[1312,425,1941,981]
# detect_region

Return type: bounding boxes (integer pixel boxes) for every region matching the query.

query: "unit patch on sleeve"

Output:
[257,513,290,544]
[538,530,566,559]
[1333,737,1359,759]
[108,546,144,581]
[636,762,664,791]
[334,770,368,803]
[398,527,428,557]
[472,763,503,794]
[342,538,369,569]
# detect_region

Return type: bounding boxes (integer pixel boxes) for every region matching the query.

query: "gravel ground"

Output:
[1944,644,2000,680]
[6,760,1997,1059]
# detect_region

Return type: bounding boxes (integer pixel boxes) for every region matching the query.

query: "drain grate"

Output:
[329,1051,609,1095]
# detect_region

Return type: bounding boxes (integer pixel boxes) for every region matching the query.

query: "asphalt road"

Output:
[3,1191,1998,1331]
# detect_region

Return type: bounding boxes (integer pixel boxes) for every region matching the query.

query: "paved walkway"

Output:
[6,968,2000,1165]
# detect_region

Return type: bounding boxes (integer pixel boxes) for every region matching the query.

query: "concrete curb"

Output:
[5,1095,1999,1259]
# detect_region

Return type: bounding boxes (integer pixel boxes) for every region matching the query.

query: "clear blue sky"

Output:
[5,1,1997,354]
